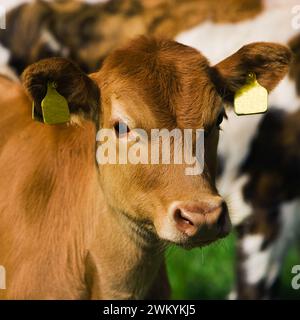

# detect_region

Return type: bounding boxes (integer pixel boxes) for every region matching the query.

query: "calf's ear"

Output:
[210,42,292,104]
[22,57,100,123]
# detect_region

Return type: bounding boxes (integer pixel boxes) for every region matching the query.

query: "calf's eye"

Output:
[114,121,130,137]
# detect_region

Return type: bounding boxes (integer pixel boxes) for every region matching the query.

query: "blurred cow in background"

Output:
[0,0,300,299]
[0,0,263,75]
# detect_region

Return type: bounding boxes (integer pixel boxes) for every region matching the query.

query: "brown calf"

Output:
[0,37,290,299]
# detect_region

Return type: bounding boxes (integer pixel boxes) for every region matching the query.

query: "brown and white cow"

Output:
[0,0,265,75]
[0,36,290,299]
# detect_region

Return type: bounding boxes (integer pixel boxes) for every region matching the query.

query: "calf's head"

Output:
[22,37,291,247]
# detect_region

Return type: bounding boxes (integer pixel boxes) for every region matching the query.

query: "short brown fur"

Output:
[0,37,290,299]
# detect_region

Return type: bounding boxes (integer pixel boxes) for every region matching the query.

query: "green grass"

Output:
[166,233,300,299]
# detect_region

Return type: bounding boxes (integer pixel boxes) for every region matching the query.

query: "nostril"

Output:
[174,208,194,226]
[172,207,199,236]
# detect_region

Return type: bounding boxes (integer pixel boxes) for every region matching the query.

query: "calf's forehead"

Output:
[97,38,222,129]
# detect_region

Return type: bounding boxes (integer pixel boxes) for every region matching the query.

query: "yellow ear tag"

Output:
[40,82,70,125]
[234,73,268,116]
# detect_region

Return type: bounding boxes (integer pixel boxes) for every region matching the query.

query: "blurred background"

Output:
[167,235,300,299]
[0,0,299,299]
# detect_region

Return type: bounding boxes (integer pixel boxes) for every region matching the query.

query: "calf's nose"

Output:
[171,199,231,239]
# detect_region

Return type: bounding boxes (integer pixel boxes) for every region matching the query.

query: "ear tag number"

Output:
[38,82,70,125]
[234,72,268,116]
